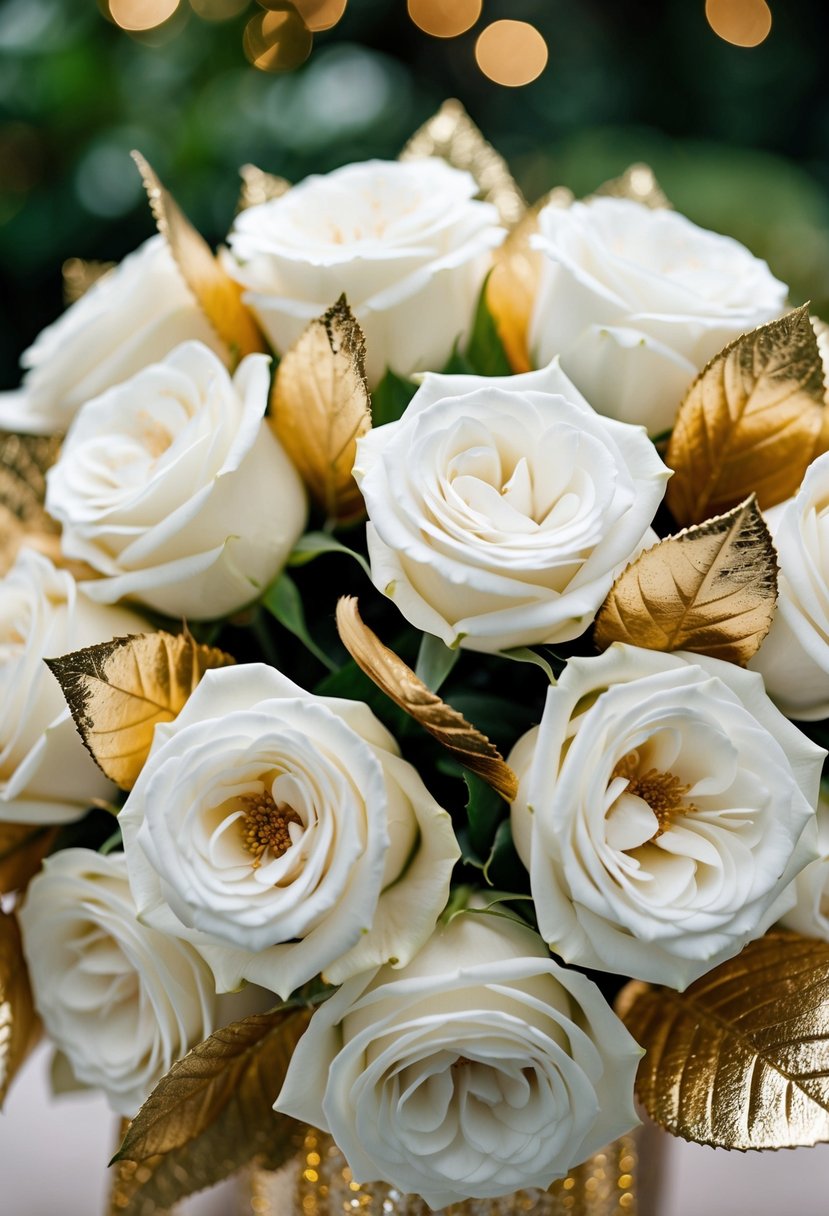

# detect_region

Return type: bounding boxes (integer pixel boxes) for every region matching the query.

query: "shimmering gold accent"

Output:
[62,256,115,305]
[0,430,61,576]
[612,754,696,839]
[594,496,778,666]
[241,792,301,866]
[47,629,235,792]
[400,99,526,227]
[131,150,265,362]
[666,305,828,525]
[0,823,58,896]
[238,163,292,211]
[618,931,829,1149]
[336,597,519,802]
[0,912,38,1107]
[270,295,370,525]
[592,164,671,210]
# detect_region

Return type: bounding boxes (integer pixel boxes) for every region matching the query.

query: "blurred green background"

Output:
[2,0,828,388]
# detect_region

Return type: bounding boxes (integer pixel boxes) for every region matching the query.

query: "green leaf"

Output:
[500,646,558,683]
[415,632,460,692]
[262,573,337,672]
[464,772,506,861]
[482,820,527,891]
[370,367,418,426]
[465,275,513,377]
[287,531,371,579]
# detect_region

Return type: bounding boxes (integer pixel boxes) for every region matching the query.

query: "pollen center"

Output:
[241,792,301,867]
[612,751,698,838]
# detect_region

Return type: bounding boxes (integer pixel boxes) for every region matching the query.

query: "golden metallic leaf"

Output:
[237,163,291,211]
[666,305,827,526]
[270,295,370,525]
[46,630,236,792]
[486,187,573,374]
[400,98,526,228]
[0,912,38,1108]
[111,1008,311,1215]
[0,430,61,576]
[592,162,672,209]
[131,151,265,363]
[594,496,778,665]
[335,597,518,802]
[0,823,58,896]
[618,932,829,1150]
[61,256,115,306]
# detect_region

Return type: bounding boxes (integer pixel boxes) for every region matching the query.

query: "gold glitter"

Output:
[613,751,697,838]
[240,791,301,867]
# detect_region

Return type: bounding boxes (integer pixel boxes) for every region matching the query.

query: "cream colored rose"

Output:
[44,341,307,620]
[0,236,223,436]
[354,361,669,653]
[0,550,146,825]
[120,663,459,1000]
[530,198,788,435]
[19,849,217,1116]
[749,453,829,720]
[225,159,504,386]
[779,792,829,940]
[510,644,823,990]
[276,909,641,1208]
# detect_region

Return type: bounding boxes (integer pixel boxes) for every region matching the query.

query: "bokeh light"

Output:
[189,0,249,20]
[288,0,348,33]
[243,5,313,72]
[407,0,481,39]
[475,20,548,87]
[108,0,181,31]
[705,0,772,47]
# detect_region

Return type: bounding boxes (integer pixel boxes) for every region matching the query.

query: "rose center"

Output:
[240,791,301,868]
[612,751,698,838]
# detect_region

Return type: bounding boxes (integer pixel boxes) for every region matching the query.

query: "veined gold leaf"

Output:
[594,496,778,665]
[0,912,38,1107]
[400,98,526,227]
[46,630,236,792]
[592,162,672,209]
[131,151,265,363]
[617,932,829,1150]
[62,256,115,305]
[238,163,291,211]
[0,430,61,575]
[335,597,518,802]
[111,1008,310,1214]
[270,295,370,525]
[0,823,57,896]
[666,305,826,525]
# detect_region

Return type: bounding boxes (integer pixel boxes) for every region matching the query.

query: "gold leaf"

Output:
[400,98,526,227]
[270,295,371,525]
[666,305,826,526]
[237,163,291,211]
[131,151,265,363]
[618,932,829,1150]
[0,823,58,896]
[111,1008,310,1214]
[61,257,115,306]
[592,162,672,209]
[0,912,38,1108]
[46,630,236,792]
[335,597,518,802]
[594,496,778,665]
[0,430,61,575]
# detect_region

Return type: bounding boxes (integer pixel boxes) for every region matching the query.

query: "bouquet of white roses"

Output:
[4,100,829,1215]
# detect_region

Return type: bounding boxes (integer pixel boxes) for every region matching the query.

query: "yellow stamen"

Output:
[612,751,697,838]
[241,792,301,868]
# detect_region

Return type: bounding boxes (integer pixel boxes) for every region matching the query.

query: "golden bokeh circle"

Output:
[287,0,348,33]
[243,6,313,72]
[475,20,548,87]
[407,0,481,39]
[705,0,772,47]
[108,0,180,30]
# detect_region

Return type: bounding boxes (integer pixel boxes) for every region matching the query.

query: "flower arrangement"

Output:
[3,99,829,1214]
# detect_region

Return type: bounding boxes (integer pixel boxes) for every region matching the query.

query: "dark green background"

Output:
[2,0,828,387]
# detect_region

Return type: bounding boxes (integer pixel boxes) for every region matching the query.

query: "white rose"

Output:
[0,236,223,436]
[276,909,642,1209]
[0,549,146,825]
[749,453,829,720]
[18,849,217,1116]
[44,341,307,620]
[779,793,829,940]
[529,198,788,435]
[120,663,459,1000]
[510,644,823,990]
[354,360,670,654]
[225,159,504,386]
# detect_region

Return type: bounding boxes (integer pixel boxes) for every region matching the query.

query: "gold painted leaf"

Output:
[238,163,291,211]
[131,151,265,363]
[110,1008,310,1214]
[400,98,526,227]
[592,162,672,209]
[594,496,778,665]
[0,912,38,1108]
[0,430,61,575]
[61,256,115,305]
[270,295,371,525]
[46,630,236,792]
[666,305,826,526]
[0,823,58,896]
[617,932,829,1150]
[335,597,518,802]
